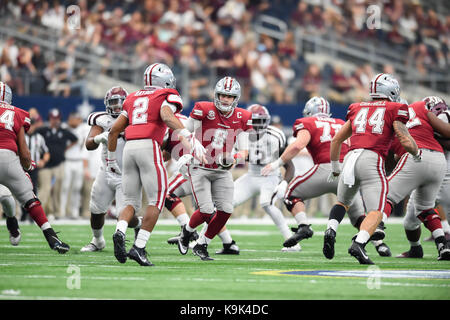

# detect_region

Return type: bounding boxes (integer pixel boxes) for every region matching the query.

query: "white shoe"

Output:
[80,241,105,252]
[9,229,21,246]
[281,244,301,252]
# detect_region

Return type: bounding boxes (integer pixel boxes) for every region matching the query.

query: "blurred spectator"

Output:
[328,65,352,103]
[298,63,321,101]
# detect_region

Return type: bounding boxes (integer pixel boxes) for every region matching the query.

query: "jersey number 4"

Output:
[0,109,15,131]
[354,107,385,134]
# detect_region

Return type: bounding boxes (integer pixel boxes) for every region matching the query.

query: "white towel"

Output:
[342,149,364,187]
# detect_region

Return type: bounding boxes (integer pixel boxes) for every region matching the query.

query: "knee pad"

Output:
[23,198,41,210]
[164,193,182,211]
[284,196,303,212]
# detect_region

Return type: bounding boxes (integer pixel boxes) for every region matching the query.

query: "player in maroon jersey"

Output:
[107,63,205,266]
[386,96,450,260]
[177,76,253,260]
[325,73,421,264]
[262,97,391,256]
[0,82,69,253]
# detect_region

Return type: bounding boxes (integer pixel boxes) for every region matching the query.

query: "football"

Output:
[216,152,235,170]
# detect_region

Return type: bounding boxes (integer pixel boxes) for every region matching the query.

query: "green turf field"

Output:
[0,221,449,301]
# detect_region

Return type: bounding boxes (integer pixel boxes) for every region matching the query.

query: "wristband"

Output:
[275,158,285,168]
[107,151,116,161]
[178,128,191,139]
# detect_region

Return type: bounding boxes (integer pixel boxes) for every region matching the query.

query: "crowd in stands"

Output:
[0,0,448,105]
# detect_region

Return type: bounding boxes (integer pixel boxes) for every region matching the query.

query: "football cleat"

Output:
[193,243,214,261]
[177,225,193,255]
[44,229,70,254]
[283,224,314,247]
[216,240,240,255]
[437,241,450,261]
[396,245,424,258]
[168,226,199,245]
[375,243,392,257]
[6,217,21,246]
[281,244,301,252]
[80,241,105,252]
[112,230,127,263]
[127,245,154,266]
[323,228,336,260]
[370,222,386,241]
[348,240,374,265]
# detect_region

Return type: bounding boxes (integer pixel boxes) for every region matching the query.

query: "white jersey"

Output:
[248,125,287,176]
[87,112,126,170]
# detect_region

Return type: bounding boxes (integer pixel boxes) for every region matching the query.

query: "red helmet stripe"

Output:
[148,63,159,86]
[372,73,384,94]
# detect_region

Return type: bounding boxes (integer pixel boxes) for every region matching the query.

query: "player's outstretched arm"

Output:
[330,120,352,162]
[108,114,128,153]
[393,120,419,158]
[17,126,32,171]
[85,125,105,150]
[427,112,450,139]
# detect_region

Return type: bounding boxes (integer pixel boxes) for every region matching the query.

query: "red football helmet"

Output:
[247,104,271,131]
[104,86,128,118]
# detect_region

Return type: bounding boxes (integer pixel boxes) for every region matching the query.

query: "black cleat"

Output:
[44,229,70,254]
[6,217,21,246]
[396,245,423,258]
[177,225,193,255]
[216,240,240,255]
[168,226,199,245]
[370,222,386,241]
[284,224,314,247]
[437,241,450,261]
[127,245,154,266]
[348,240,374,265]
[112,230,127,263]
[193,243,214,261]
[323,228,336,260]
[375,243,392,257]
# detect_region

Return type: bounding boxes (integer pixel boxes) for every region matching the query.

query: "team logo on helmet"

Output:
[247,104,271,130]
[423,96,448,116]
[104,86,128,118]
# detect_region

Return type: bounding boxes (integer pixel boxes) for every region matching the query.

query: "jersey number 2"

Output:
[132,97,148,125]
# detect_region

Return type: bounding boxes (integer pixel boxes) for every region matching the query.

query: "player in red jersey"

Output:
[107,63,205,266]
[177,76,253,260]
[386,96,450,260]
[325,73,421,264]
[262,97,391,257]
[0,82,69,253]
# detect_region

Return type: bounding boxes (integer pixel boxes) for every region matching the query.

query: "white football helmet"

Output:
[369,73,400,102]
[214,77,241,113]
[104,86,128,118]
[422,96,448,116]
[0,81,12,105]
[303,96,331,117]
[143,63,176,89]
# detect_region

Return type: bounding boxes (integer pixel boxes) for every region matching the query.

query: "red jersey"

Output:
[390,100,443,157]
[190,102,252,169]
[122,87,183,145]
[293,116,348,164]
[164,113,188,161]
[346,100,409,159]
[0,102,31,154]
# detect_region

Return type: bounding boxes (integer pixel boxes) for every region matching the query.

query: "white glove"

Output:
[106,151,121,175]
[94,131,109,145]
[106,170,121,189]
[261,158,285,176]
[327,171,340,183]
[191,137,206,160]
[176,154,193,176]
[271,180,288,205]
[412,150,422,162]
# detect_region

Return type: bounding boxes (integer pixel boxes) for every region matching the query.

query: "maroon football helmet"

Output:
[104,86,128,118]
[423,96,448,116]
[247,104,271,131]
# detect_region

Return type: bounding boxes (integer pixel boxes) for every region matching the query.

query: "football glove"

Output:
[93,131,109,145]
[106,151,121,175]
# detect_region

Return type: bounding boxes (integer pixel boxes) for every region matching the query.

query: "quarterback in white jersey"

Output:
[80,86,142,252]
[233,104,298,251]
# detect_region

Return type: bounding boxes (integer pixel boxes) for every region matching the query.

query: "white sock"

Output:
[176,213,190,226]
[197,234,212,245]
[264,205,292,240]
[355,230,370,244]
[409,240,421,247]
[135,229,151,248]
[218,229,233,244]
[294,211,308,225]
[186,223,196,233]
[441,220,450,233]
[116,220,128,234]
[199,223,208,236]
[92,228,104,241]
[327,219,339,232]
[134,216,143,229]
[432,228,445,240]
[382,213,388,223]
[40,222,51,231]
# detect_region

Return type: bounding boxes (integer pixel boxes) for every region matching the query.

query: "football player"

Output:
[0,184,21,245]
[80,86,142,253]
[386,96,450,260]
[177,76,253,261]
[263,97,391,257]
[234,104,300,252]
[327,73,421,264]
[0,81,69,253]
[108,63,204,266]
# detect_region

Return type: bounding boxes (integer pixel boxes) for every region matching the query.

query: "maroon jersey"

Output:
[0,102,31,153]
[346,100,409,159]
[390,100,444,157]
[122,87,182,145]
[190,101,252,169]
[164,113,188,161]
[293,116,348,164]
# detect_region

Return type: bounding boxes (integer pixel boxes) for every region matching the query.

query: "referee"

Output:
[21,113,50,221]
